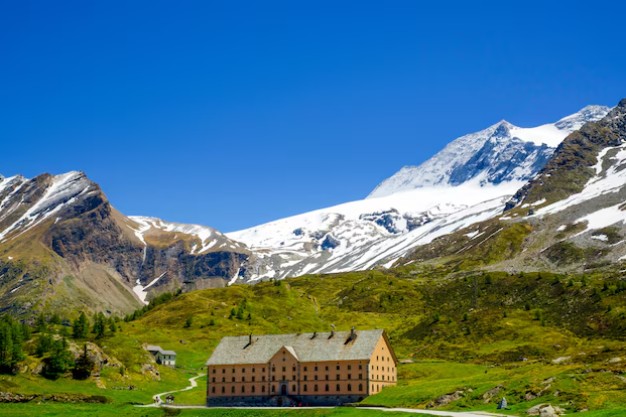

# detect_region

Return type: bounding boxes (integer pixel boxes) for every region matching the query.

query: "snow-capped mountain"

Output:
[0,171,249,314]
[228,105,610,281]
[0,101,619,315]
[368,105,610,198]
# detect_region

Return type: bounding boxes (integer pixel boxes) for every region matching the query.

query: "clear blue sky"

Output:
[1,1,625,232]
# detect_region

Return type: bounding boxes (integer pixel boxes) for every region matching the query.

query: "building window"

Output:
[232,368,236,373]
[242,376,246,382]
[252,386,255,393]
[212,377,215,383]
[359,383,363,392]
[282,366,286,372]
[282,375,285,381]
[292,385,296,392]
[314,384,318,392]
[336,365,340,370]
[304,375,307,381]
[325,384,329,392]
[222,377,225,382]
[272,385,275,393]
[231,386,235,393]
[232,377,235,382]
[262,386,265,393]
[252,368,255,373]
[348,374,351,380]
[262,376,266,382]
[212,369,216,374]
[314,366,318,371]
[241,386,245,393]
[336,374,339,381]
[359,374,362,379]
[347,364,351,370]
[336,384,340,391]
[348,384,352,392]
[304,384,308,392]
[325,366,329,371]
[304,366,308,371]
[272,376,275,381]
[314,375,318,381]
[221,386,225,393]
[252,376,255,382]
[324,375,328,380]
[242,368,245,373]
[222,369,226,374]
[211,386,215,393]
[292,366,296,372]
[262,368,265,372]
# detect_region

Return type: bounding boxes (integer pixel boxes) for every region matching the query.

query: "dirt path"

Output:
[142,373,204,407]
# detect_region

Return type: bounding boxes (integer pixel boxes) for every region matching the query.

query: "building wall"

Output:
[206,334,395,405]
[156,353,176,366]
[367,335,396,395]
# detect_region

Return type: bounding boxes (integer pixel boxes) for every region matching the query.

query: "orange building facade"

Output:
[205,329,397,406]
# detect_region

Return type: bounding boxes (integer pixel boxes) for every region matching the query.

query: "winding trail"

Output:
[142,373,204,407]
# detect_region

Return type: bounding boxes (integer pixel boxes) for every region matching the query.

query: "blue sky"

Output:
[1,1,625,232]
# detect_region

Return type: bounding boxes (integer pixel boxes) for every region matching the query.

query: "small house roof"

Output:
[206,329,390,366]
[146,345,176,356]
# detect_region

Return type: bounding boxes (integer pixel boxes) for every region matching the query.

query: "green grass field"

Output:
[3,268,626,415]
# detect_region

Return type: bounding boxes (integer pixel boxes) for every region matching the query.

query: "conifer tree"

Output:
[72,312,89,339]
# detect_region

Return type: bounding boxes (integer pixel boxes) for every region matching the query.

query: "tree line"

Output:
[0,311,121,379]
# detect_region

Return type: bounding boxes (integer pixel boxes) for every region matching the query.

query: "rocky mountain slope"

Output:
[0,101,620,315]
[400,98,626,272]
[0,172,249,315]
[228,105,610,280]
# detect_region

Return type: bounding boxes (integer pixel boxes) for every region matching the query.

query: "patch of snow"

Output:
[591,234,609,242]
[573,203,626,235]
[133,272,166,305]
[227,268,241,286]
[465,230,480,239]
[556,225,566,232]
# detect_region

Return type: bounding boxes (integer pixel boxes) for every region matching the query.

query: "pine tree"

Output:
[72,344,94,380]
[42,338,74,380]
[92,313,106,339]
[72,312,89,339]
[0,316,24,374]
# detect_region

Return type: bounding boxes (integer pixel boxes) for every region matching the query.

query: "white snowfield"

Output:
[228,178,522,280]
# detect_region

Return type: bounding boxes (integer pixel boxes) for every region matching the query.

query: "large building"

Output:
[205,328,397,406]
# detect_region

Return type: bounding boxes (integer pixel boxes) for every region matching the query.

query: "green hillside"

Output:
[2,265,626,416]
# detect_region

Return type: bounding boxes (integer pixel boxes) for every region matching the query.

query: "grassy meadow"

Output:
[2,266,626,415]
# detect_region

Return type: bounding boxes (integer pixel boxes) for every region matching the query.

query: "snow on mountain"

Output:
[128,215,247,255]
[0,171,97,242]
[228,104,611,282]
[229,178,521,280]
[368,105,611,199]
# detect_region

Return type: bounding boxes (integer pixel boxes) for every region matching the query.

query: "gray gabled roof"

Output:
[146,345,176,356]
[206,329,387,366]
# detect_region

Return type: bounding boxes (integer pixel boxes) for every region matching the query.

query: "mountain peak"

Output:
[367,104,611,199]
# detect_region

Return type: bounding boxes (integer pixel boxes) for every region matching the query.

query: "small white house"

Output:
[146,344,177,367]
